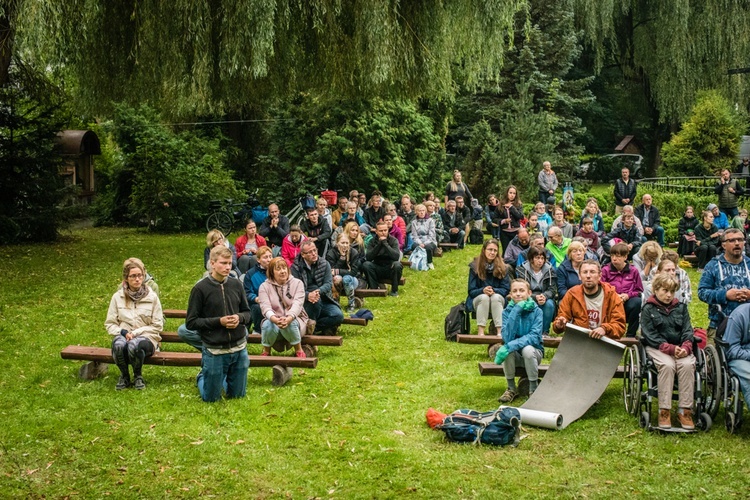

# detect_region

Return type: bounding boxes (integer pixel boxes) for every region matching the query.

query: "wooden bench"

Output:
[381,277,406,286]
[456,334,640,348]
[165,309,369,326]
[159,331,343,346]
[666,242,698,264]
[478,362,625,379]
[355,288,387,298]
[61,345,317,368]
[401,259,411,268]
[439,242,459,250]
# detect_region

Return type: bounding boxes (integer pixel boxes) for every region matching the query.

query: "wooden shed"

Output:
[614,135,643,155]
[56,130,101,203]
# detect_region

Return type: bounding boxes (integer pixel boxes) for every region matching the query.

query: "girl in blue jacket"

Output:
[495,279,544,403]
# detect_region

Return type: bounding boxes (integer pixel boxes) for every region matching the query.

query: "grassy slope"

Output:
[1,226,749,499]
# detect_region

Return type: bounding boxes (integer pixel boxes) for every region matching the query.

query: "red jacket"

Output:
[234,234,267,257]
[553,282,626,339]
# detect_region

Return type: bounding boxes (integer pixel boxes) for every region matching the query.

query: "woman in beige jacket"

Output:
[105,258,163,390]
[258,257,308,358]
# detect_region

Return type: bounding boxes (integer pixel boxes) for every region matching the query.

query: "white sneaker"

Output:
[428,263,435,270]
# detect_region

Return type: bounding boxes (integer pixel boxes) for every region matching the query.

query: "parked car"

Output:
[576,154,645,181]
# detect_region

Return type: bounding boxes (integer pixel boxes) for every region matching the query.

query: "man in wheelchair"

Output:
[722,302,750,412]
[640,274,697,429]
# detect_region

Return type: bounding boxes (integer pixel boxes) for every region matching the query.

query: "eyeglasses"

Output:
[725,238,745,244]
[128,274,144,280]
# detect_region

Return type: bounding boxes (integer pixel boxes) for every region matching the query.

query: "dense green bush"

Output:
[256,96,444,208]
[661,90,746,176]
[94,105,245,231]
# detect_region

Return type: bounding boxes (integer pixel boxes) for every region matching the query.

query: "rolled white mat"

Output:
[500,406,563,430]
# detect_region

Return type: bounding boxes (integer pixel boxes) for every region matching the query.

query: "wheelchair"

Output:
[711,339,746,434]
[622,336,721,431]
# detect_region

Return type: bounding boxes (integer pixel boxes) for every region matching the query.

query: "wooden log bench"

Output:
[666,243,698,265]
[62,346,317,387]
[381,277,406,286]
[439,242,459,250]
[355,288,387,298]
[401,259,411,268]
[61,345,317,368]
[159,331,342,346]
[478,362,625,379]
[456,334,640,348]
[165,309,370,326]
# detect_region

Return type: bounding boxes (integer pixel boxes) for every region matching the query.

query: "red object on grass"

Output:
[426,408,448,429]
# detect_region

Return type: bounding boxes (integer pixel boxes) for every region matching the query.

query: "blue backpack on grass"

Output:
[437,407,521,446]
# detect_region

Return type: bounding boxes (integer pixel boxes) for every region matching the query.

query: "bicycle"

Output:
[205,190,266,235]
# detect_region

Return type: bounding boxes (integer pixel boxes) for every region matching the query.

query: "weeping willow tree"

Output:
[572,0,750,122]
[11,0,525,116]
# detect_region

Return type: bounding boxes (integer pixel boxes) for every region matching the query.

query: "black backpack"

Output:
[469,228,484,245]
[444,303,467,341]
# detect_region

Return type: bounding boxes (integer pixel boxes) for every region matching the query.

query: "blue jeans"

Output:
[198,346,249,402]
[249,303,263,334]
[304,300,344,330]
[642,226,665,246]
[403,234,414,253]
[178,324,203,351]
[340,275,359,305]
[539,298,555,335]
[728,359,750,412]
[261,318,302,347]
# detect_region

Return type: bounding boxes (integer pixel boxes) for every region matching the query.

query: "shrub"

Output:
[94,105,245,231]
[661,90,746,176]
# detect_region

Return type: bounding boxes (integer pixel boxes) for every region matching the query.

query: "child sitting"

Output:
[526,212,543,236]
[640,273,696,429]
[677,206,699,257]
[575,217,601,256]
[494,279,544,403]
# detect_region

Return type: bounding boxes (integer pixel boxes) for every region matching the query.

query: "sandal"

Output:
[498,389,517,404]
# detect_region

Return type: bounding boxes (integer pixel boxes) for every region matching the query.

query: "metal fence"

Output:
[637,174,750,193]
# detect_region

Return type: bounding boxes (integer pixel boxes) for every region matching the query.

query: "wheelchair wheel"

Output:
[639,410,651,429]
[726,411,739,434]
[206,211,233,235]
[622,346,642,415]
[697,412,712,432]
[701,345,722,419]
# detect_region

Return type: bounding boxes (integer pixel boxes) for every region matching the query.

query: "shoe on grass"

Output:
[116,376,131,390]
[133,376,145,390]
[388,291,399,297]
[498,389,517,403]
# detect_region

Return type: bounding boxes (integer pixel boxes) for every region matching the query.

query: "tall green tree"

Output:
[0,60,69,243]
[14,1,526,116]
[661,90,746,176]
[450,0,592,199]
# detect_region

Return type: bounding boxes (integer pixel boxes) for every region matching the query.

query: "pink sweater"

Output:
[257,276,308,335]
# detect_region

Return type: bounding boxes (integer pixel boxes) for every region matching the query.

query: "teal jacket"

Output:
[501,301,544,355]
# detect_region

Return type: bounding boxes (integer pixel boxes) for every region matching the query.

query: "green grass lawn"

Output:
[1,226,749,498]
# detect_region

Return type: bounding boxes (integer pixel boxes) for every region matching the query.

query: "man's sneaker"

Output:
[346,303,357,314]
[388,291,399,297]
[133,376,146,390]
[427,263,435,270]
[116,376,131,390]
[677,408,695,430]
[498,389,517,403]
[295,350,307,359]
[658,409,672,429]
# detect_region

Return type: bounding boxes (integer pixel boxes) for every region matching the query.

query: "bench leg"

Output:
[272,365,293,386]
[78,361,109,380]
[302,344,318,358]
[517,377,530,397]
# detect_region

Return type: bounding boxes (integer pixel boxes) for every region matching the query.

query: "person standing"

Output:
[537,161,559,204]
[444,169,473,206]
[715,168,744,219]
[614,167,637,215]
[185,245,252,403]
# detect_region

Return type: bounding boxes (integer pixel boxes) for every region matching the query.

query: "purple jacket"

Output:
[601,263,643,299]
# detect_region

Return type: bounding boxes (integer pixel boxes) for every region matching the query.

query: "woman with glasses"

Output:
[105,258,163,390]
